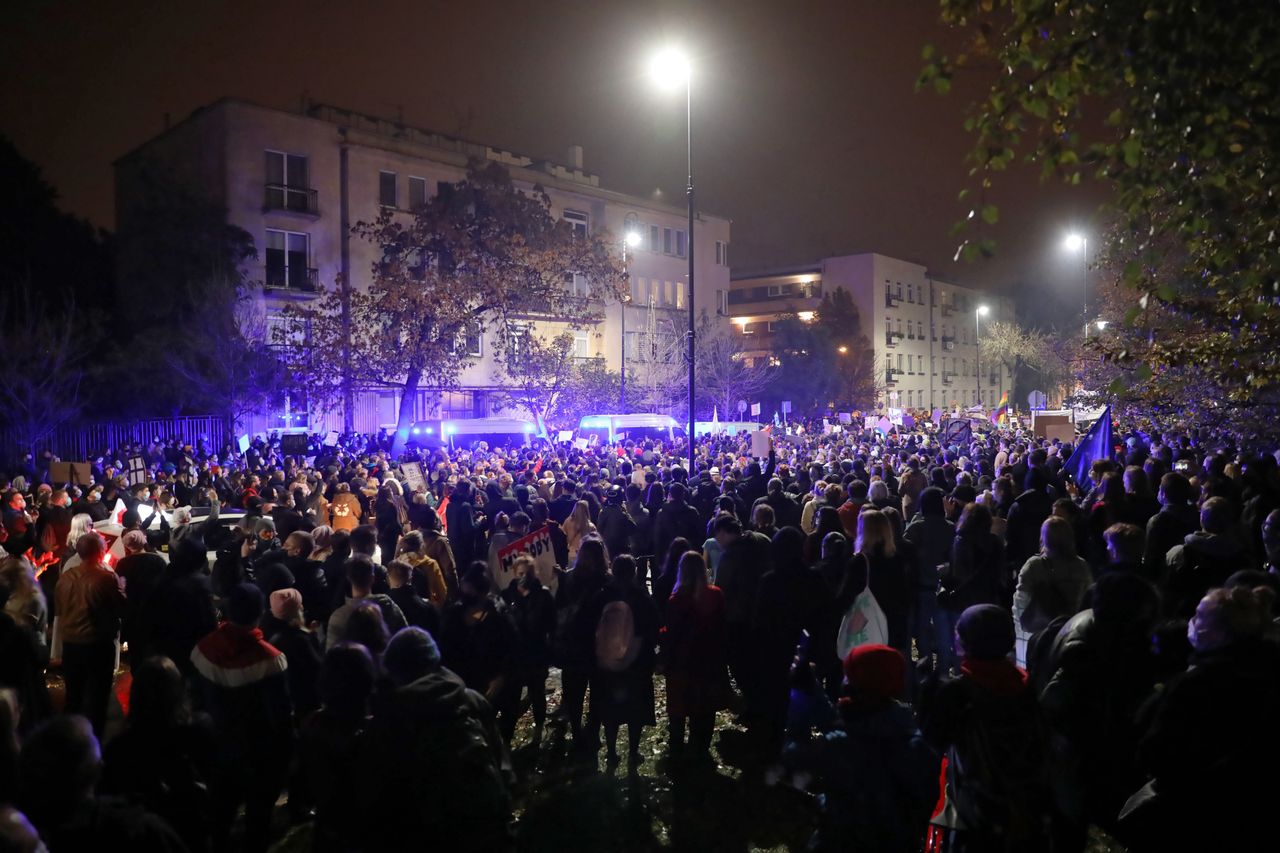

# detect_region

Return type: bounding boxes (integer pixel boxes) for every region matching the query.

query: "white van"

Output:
[694,420,763,437]
[578,413,679,443]
[438,417,539,450]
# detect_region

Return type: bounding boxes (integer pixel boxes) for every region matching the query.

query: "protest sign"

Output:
[496,527,557,584]
[304,456,316,469]
[557,430,574,443]
[324,431,340,447]
[126,456,147,486]
[781,400,792,414]
[751,429,771,458]
[401,461,428,493]
[838,412,853,425]
[864,416,878,430]
[574,437,589,451]
[750,402,762,417]
[51,462,92,486]
[237,434,250,454]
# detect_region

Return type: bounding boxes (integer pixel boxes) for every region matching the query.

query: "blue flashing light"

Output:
[424,427,434,434]
[412,427,421,435]
[523,423,535,432]
[444,424,457,435]
[397,428,409,438]
[582,417,609,428]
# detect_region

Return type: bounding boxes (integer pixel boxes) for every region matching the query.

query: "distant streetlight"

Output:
[976,305,990,408]
[648,46,695,474]
[837,345,849,354]
[1095,319,1108,331]
[1063,233,1087,253]
[620,231,642,411]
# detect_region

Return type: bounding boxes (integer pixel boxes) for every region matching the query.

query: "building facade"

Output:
[115,98,731,432]
[729,253,1014,412]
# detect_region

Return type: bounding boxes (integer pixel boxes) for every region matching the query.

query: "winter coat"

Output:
[940,531,1007,612]
[1163,531,1246,617]
[662,585,733,717]
[903,513,955,591]
[1012,554,1092,635]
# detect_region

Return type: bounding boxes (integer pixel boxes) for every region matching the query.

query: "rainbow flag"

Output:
[990,392,1009,426]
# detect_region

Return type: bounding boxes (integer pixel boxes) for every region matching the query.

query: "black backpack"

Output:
[947,682,1054,848]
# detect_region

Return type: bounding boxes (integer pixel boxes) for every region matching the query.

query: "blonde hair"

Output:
[67,513,94,547]
[855,509,896,558]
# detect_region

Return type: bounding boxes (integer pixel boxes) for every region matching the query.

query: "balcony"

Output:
[942,372,954,385]
[885,292,901,308]
[885,331,903,347]
[264,265,319,292]
[941,303,955,317]
[264,183,319,215]
[885,369,898,386]
[941,337,956,351]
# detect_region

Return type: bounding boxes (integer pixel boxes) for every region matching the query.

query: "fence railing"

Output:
[2,416,233,462]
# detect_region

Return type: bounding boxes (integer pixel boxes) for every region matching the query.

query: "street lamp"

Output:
[837,345,849,354]
[975,304,990,408]
[1063,232,1089,336]
[649,46,696,475]
[620,230,642,411]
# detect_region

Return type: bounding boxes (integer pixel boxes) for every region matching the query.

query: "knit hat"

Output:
[383,627,441,685]
[227,583,265,626]
[254,517,277,537]
[956,604,1016,661]
[121,530,148,552]
[842,644,906,701]
[270,588,303,621]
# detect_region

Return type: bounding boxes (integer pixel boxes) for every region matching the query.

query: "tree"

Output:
[977,320,1071,405]
[0,279,88,461]
[695,312,777,419]
[625,312,687,416]
[921,1,1280,437]
[493,329,577,428]
[770,288,881,413]
[283,161,627,450]
[550,358,624,428]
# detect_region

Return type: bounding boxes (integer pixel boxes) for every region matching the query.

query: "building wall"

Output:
[731,252,1014,412]
[116,99,731,430]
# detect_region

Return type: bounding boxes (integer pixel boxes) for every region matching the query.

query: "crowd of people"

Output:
[0,417,1277,852]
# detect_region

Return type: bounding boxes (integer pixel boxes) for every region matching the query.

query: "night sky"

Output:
[1,0,1108,324]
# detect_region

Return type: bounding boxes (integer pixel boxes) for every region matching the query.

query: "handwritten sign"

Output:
[751,429,771,458]
[401,461,427,494]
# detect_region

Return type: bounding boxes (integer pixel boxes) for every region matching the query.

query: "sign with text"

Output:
[401,461,428,494]
[237,434,251,454]
[496,526,558,579]
[126,456,148,486]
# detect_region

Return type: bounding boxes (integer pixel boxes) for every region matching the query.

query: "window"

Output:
[636,278,649,305]
[649,225,660,253]
[715,240,728,266]
[897,283,903,299]
[265,229,311,289]
[408,177,427,210]
[741,322,755,335]
[896,318,903,334]
[436,180,455,201]
[625,331,639,361]
[266,312,308,353]
[663,228,673,254]
[264,151,312,212]
[907,284,914,303]
[565,272,590,298]
[676,283,685,309]
[506,321,531,358]
[454,321,483,357]
[897,354,904,372]
[664,280,674,306]
[766,321,778,333]
[564,210,589,238]
[716,289,726,313]
[931,356,936,375]
[379,171,397,207]
[675,230,687,258]
[572,331,591,358]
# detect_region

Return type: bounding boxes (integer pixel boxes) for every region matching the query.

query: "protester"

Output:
[55,533,125,736]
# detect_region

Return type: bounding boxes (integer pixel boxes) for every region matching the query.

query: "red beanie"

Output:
[842,644,906,701]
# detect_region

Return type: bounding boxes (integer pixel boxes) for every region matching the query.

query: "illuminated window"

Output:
[564,210,589,238]
[572,331,590,358]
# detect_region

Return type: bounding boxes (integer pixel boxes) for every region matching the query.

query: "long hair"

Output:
[572,536,610,582]
[661,537,691,579]
[957,501,993,536]
[1040,516,1077,560]
[67,513,94,548]
[673,551,708,596]
[855,509,896,558]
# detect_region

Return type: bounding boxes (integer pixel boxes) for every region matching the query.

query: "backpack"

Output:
[595,599,639,672]
[946,683,1053,846]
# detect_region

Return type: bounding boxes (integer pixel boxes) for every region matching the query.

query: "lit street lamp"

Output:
[1063,232,1090,336]
[649,46,696,474]
[620,230,642,411]
[975,304,990,408]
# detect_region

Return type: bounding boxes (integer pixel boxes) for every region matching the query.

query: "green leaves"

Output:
[980,204,1000,225]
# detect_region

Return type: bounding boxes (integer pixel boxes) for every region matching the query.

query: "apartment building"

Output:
[115,98,731,432]
[729,253,1014,411]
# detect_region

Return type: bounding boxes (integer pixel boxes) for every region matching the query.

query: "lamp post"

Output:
[621,230,642,411]
[650,47,696,475]
[1064,232,1089,337]
[975,304,990,408]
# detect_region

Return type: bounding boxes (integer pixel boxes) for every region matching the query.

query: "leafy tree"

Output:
[977,319,1071,405]
[549,358,624,428]
[770,288,880,413]
[921,0,1280,436]
[283,161,627,450]
[493,329,577,428]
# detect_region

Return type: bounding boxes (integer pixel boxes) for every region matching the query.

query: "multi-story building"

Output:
[729,253,1014,412]
[115,98,731,432]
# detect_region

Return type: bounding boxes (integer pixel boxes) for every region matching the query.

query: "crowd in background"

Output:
[0,419,1277,852]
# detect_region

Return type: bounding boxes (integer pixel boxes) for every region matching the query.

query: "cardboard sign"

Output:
[496,526,558,580]
[324,431,340,447]
[237,434,250,454]
[126,456,148,486]
[401,461,428,493]
[864,416,878,430]
[574,437,589,451]
[751,429,771,458]
[750,402,762,417]
[557,430,574,443]
[780,400,792,414]
[50,461,92,486]
[838,412,853,425]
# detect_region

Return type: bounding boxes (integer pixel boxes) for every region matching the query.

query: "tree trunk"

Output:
[390,366,422,456]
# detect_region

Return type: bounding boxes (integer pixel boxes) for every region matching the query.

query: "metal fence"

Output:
[2,416,232,461]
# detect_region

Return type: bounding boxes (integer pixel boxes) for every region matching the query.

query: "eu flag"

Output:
[1063,406,1113,492]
